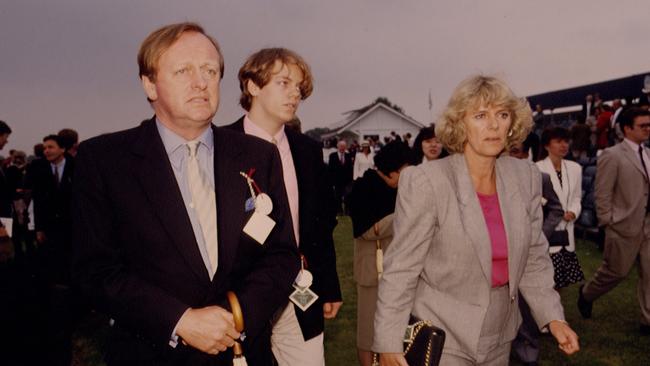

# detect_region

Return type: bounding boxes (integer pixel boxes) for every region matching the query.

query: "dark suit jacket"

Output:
[72,117,300,365]
[541,172,564,239]
[226,118,342,341]
[31,157,75,234]
[328,150,353,190]
[30,157,75,284]
[0,166,13,218]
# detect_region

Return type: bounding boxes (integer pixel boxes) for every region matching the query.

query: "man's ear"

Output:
[141,76,158,102]
[246,79,261,97]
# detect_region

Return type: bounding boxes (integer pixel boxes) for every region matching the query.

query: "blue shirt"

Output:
[156,120,216,274]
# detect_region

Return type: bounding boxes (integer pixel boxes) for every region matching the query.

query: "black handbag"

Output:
[373,315,446,366]
[548,229,569,247]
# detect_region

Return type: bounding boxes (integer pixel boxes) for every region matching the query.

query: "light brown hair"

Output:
[238,48,313,111]
[137,22,224,82]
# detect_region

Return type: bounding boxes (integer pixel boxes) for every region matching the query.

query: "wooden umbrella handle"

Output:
[226,291,245,332]
[226,291,245,357]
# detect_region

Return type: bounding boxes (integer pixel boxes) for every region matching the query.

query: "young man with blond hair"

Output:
[226,48,342,365]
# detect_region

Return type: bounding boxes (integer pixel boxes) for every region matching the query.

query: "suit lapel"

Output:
[60,158,74,188]
[495,158,524,297]
[450,154,492,284]
[620,142,649,182]
[213,126,247,284]
[131,118,210,283]
[286,130,309,240]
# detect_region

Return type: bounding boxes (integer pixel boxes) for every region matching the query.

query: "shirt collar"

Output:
[624,138,642,152]
[156,118,214,156]
[51,158,66,170]
[243,115,287,148]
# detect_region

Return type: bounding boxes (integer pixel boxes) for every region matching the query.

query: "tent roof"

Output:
[527,72,650,110]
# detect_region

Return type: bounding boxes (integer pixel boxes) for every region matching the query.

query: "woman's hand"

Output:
[563,211,576,221]
[549,320,580,355]
[379,353,409,366]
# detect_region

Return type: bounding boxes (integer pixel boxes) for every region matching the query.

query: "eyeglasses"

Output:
[636,123,650,129]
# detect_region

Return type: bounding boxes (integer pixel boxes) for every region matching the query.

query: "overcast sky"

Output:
[2,0,649,153]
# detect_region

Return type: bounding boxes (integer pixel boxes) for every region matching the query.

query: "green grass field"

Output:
[323,217,650,366]
[75,216,650,365]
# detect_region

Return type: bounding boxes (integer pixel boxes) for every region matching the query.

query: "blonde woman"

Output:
[373,75,579,365]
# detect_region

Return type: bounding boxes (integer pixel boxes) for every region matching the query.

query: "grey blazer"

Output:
[595,141,650,236]
[372,154,564,360]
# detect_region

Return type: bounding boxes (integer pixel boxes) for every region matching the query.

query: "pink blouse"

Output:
[477,192,509,287]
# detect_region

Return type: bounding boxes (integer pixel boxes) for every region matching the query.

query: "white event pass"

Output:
[243,212,275,245]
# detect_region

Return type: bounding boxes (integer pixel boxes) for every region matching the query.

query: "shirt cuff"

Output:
[169,308,190,348]
[542,319,569,333]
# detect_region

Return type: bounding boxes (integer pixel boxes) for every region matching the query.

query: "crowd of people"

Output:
[0,124,82,365]
[2,20,650,366]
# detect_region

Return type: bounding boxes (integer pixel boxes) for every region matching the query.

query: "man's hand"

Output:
[176,306,240,355]
[549,320,580,355]
[0,227,8,237]
[36,231,46,244]
[379,353,408,366]
[323,301,342,319]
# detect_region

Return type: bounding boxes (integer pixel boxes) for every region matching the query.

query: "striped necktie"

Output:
[186,141,218,277]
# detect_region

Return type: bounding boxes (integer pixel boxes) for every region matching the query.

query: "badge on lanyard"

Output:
[240,169,275,245]
[289,255,318,311]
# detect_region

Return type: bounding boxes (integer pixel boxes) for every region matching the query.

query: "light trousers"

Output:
[271,303,325,366]
[583,215,650,325]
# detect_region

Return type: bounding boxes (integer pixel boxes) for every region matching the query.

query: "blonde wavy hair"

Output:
[435,75,533,154]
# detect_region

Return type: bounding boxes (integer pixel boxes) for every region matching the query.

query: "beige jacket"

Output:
[354,214,394,287]
[596,141,650,236]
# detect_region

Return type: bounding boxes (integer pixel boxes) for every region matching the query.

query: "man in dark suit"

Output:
[328,140,353,214]
[72,23,299,366]
[226,47,341,365]
[28,134,77,365]
[32,135,74,281]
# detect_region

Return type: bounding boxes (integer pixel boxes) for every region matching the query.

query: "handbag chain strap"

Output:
[404,320,435,366]
[371,319,436,366]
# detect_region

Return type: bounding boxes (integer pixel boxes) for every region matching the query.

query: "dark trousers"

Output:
[105,324,275,366]
[511,295,540,364]
[39,227,77,366]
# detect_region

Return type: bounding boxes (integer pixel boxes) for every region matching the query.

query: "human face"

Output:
[43,139,65,163]
[248,61,304,126]
[0,133,9,150]
[142,32,221,139]
[463,104,512,159]
[624,115,650,144]
[545,138,569,160]
[337,141,347,153]
[421,137,442,161]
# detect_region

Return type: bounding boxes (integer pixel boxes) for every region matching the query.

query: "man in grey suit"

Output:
[579,107,650,336]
